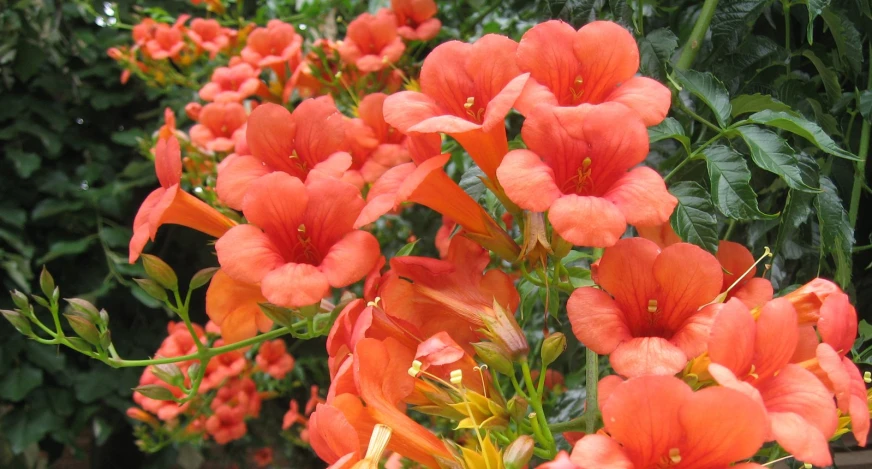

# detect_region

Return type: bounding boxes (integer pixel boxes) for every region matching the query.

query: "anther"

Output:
[864,371,871,384]
[647,299,658,313]
[450,369,463,385]
[668,448,681,464]
[408,360,423,378]
[297,224,306,233]
[366,297,382,307]
[463,97,475,109]
[582,157,592,169]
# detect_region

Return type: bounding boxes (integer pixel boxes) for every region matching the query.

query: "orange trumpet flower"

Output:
[129,137,236,263]
[391,0,441,41]
[338,9,406,73]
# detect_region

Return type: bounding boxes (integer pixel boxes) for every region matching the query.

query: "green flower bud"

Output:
[503,435,535,469]
[471,341,514,376]
[134,278,168,302]
[541,332,566,367]
[141,254,178,290]
[39,267,55,299]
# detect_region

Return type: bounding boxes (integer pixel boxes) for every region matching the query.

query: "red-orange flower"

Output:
[383,35,528,183]
[216,98,351,210]
[186,18,230,59]
[782,277,842,324]
[346,93,418,183]
[199,63,264,102]
[567,238,722,377]
[133,18,158,46]
[515,20,671,126]
[256,339,295,379]
[241,20,303,79]
[146,23,186,60]
[205,270,272,344]
[190,102,248,152]
[715,241,774,308]
[215,173,380,308]
[338,9,405,72]
[129,137,236,262]
[497,103,676,247]
[707,299,838,467]
[391,0,441,41]
[566,375,767,469]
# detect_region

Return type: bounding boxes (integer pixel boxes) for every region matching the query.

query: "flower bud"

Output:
[134,278,168,302]
[141,254,178,290]
[1,309,33,336]
[64,298,99,322]
[471,342,514,376]
[39,267,55,299]
[520,212,552,267]
[185,102,202,121]
[65,313,101,346]
[152,363,184,386]
[506,396,529,422]
[134,384,176,401]
[189,267,219,290]
[503,435,535,469]
[259,302,295,328]
[541,332,566,367]
[66,337,93,353]
[99,330,112,350]
[10,290,29,311]
[481,300,529,361]
[99,309,110,327]
[188,362,202,380]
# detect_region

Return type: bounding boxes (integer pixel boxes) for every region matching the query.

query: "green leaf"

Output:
[814,176,853,287]
[859,91,872,122]
[673,69,732,127]
[730,94,795,117]
[711,0,769,50]
[821,8,862,76]
[0,365,43,401]
[703,145,775,220]
[803,0,831,43]
[801,50,842,104]
[31,198,85,220]
[736,126,819,192]
[6,149,41,178]
[648,117,690,153]
[774,190,815,259]
[459,165,487,202]
[394,239,419,257]
[638,28,678,79]
[668,181,720,253]
[747,110,857,160]
[4,406,61,454]
[37,237,95,264]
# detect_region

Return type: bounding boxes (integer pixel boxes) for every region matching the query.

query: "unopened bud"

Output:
[152,363,184,386]
[506,396,529,422]
[64,298,99,322]
[258,302,294,328]
[134,278,168,302]
[541,332,566,367]
[10,290,29,310]
[1,309,33,336]
[65,313,101,345]
[503,435,535,469]
[141,254,178,290]
[472,342,514,376]
[481,301,529,360]
[134,384,176,401]
[99,330,112,350]
[188,362,202,380]
[39,267,55,299]
[189,267,219,290]
[99,309,109,327]
[66,337,93,353]
[184,102,202,121]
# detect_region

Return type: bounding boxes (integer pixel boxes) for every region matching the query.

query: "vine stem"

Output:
[675,0,719,70]
[584,348,598,434]
[848,46,872,230]
[521,359,556,456]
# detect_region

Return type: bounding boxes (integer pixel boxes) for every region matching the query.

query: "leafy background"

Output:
[0,0,870,467]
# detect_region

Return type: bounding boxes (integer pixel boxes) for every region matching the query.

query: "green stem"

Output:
[664,129,729,182]
[723,219,737,240]
[675,98,721,133]
[849,46,872,230]
[783,0,791,74]
[675,0,719,70]
[521,360,555,453]
[548,412,598,433]
[584,348,598,434]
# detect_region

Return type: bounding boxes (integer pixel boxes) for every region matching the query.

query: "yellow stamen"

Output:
[408,359,423,378]
[708,246,773,306]
[352,424,392,469]
[647,299,658,313]
[864,371,871,384]
[366,296,381,308]
[463,96,475,109]
[450,369,463,386]
[669,448,681,464]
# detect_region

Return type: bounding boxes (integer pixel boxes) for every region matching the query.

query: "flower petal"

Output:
[261,262,331,308]
[549,195,626,247]
[603,166,676,227]
[609,337,687,378]
[497,149,561,212]
[653,242,722,331]
[205,270,271,343]
[569,434,634,469]
[567,287,631,355]
[572,21,639,103]
[817,292,858,355]
[754,297,799,380]
[319,230,381,288]
[216,154,271,210]
[604,76,671,126]
[216,224,285,285]
[706,299,755,377]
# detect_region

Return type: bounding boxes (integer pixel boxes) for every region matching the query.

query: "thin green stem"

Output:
[849,46,872,230]
[521,360,556,454]
[783,0,791,74]
[675,98,722,133]
[664,129,729,182]
[584,348,598,434]
[723,219,738,240]
[675,0,719,70]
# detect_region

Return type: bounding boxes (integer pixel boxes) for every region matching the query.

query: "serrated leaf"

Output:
[711,0,769,50]
[673,69,732,127]
[821,7,862,76]
[703,145,775,220]
[747,110,857,160]
[638,28,678,79]
[459,165,487,203]
[774,190,815,259]
[730,94,795,117]
[814,176,853,287]
[802,50,841,104]
[736,126,819,192]
[668,181,719,253]
[803,0,831,43]
[648,117,690,153]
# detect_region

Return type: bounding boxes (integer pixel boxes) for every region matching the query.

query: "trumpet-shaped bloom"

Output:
[391,0,441,41]
[186,18,230,59]
[715,241,773,308]
[256,339,295,379]
[809,344,870,445]
[190,102,248,152]
[783,278,842,324]
[566,375,767,469]
[216,98,351,210]
[346,93,423,183]
[497,103,676,247]
[205,269,272,343]
[383,35,529,182]
[356,154,519,260]
[215,173,380,308]
[129,137,236,263]
[515,20,671,126]
[567,238,722,377]
[133,18,158,46]
[199,63,264,102]
[338,9,405,72]
[241,20,303,77]
[146,23,186,60]
[707,299,839,467]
